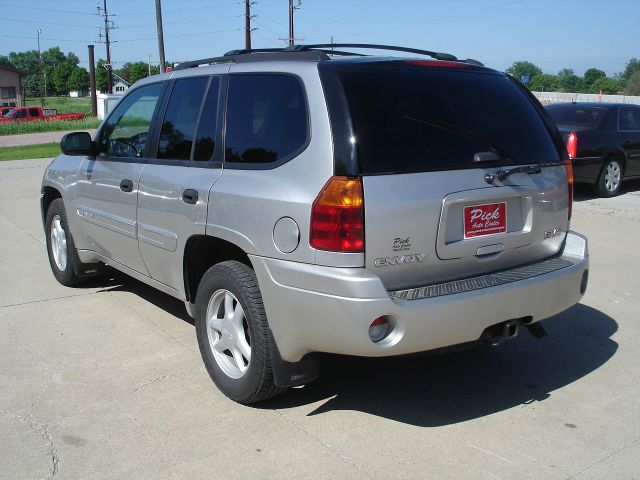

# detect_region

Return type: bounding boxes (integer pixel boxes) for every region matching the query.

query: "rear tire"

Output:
[596,158,623,197]
[195,261,286,404]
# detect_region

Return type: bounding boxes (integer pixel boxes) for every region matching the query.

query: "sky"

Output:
[1,0,638,76]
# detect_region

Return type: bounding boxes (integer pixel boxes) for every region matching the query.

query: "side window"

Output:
[15,109,26,119]
[619,107,640,131]
[157,77,209,161]
[193,77,221,161]
[29,108,40,117]
[225,74,308,165]
[98,83,162,158]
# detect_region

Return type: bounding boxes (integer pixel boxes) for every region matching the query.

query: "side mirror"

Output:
[61,132,96,156]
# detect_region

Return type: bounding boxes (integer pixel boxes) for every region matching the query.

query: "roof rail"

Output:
[174,43,482,70]
[286,43,458,62]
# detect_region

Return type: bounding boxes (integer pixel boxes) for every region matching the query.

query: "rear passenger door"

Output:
[618,106,640,177]
[136,75,224,294]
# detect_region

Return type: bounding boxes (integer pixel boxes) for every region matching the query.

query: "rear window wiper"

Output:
[402,115,514,162]
[485,165,542,184]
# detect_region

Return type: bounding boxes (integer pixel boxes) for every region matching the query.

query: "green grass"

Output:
[25,96,93,115]
[0,117,100,136]
[0,142,60,161]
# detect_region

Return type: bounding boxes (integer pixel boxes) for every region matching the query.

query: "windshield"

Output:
[2,109,15,118]
[545,104,606,128]
[333,65,561,174]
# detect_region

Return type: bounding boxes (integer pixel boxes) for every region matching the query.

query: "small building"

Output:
[69,89,90,98]
[113,80,130,93]
[0,64,24,108]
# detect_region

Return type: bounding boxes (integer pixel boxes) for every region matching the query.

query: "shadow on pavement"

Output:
[85,266,195,326]
[261,304,617,427]
[574,178,640,202]
[82,268,617,427]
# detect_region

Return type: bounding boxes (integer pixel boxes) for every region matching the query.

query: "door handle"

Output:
[120,179,134,192]
[182,189,199,204]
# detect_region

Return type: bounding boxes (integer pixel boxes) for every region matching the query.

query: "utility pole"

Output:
[288,0,302,46]
[88,45,97,116]
[245,0,252,50]
[37,28,43,98]
[148,54,152,76]
[97,0,113,94]
[155,0,166,73]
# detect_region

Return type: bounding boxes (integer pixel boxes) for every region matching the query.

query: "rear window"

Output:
[546,104,607,128]
[334,65,560,174]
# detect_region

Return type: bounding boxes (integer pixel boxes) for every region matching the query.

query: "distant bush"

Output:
[0,117,101,136]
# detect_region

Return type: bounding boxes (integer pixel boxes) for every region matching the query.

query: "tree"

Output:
[0,55,14,69]
[68,67,89,91]
[529,73,559,92]
[557,68,584,92]
[128,62,151,84]
[590,77,622,94]
[623,71,640,96]
[506,61,542,84]
[95,59,108,93]
[51,63,74,95]
[583,68,606,89]
[8,50,40,96]
[618,58,640,83]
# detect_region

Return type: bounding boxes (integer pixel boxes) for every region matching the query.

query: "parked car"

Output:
[545,102,640,196]
[41,44,589,404]
[0,106,85,122]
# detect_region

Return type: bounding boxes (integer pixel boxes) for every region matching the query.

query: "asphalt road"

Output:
[1,158,639,480]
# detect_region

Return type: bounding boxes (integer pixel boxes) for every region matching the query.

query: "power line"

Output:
[116,1,242,16]
[0,2,95,15]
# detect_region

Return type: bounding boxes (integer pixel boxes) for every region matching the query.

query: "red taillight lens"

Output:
[310,176,364,253]
[565,160,574,220]
[566,131,578,159]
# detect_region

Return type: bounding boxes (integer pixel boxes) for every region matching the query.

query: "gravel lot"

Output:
[1,158,639,479]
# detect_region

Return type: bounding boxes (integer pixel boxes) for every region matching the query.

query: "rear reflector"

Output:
[369,316,392,343]
[310,176,364,253]
[566,131,578,159]
[404,59,468,69]
[565,160,574,220]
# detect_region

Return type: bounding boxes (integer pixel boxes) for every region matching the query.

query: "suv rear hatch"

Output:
[321,60,570,291]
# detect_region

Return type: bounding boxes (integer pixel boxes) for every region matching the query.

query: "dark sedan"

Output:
[545,102,640,196]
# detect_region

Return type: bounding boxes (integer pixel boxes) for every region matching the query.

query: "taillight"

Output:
[566,131,578,159]
[310,176,364,252]
[565,160,574,220]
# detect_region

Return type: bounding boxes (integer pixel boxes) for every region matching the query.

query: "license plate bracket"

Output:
[463,202,507,239]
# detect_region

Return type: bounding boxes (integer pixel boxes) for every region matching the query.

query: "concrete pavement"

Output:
[1,158,639,479]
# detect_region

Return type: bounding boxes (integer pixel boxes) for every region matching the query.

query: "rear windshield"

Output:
[545,104,606,128]
[334,65,560,174]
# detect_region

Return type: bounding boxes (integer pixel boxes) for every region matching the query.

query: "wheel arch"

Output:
[183,235,253,304]
[41,185,62,228]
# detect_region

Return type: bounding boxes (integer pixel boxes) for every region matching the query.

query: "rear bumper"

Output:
[251,231,589,362]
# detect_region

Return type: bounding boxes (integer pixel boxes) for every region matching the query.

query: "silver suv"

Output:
[41,44,589,404]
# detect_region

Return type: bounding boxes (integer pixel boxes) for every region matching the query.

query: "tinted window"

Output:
[193,77,221,161]
[157,77,209,160]
[335,66,560,174]
[29,108,40,117]
[225,74,308,164]
[546,104,607,128]
[99,83,162,158]
[619,107,640,131]
[14,109,26,118]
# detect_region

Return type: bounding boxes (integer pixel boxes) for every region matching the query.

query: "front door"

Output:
[74,83,164,274]
[137,75,224,294]
[618,106,640,177]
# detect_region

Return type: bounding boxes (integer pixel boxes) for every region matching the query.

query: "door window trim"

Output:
[94,81,168,164]
[145,74,226,169]
[221,72,311,171]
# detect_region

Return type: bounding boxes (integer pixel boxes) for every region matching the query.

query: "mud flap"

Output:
[268,329,320,387]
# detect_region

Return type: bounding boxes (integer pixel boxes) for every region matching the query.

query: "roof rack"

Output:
[173,43,482,70]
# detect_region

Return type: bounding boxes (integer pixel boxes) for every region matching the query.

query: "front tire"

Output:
[195,261,286,404]
[596,158,623,197]
[45,198,83,286]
